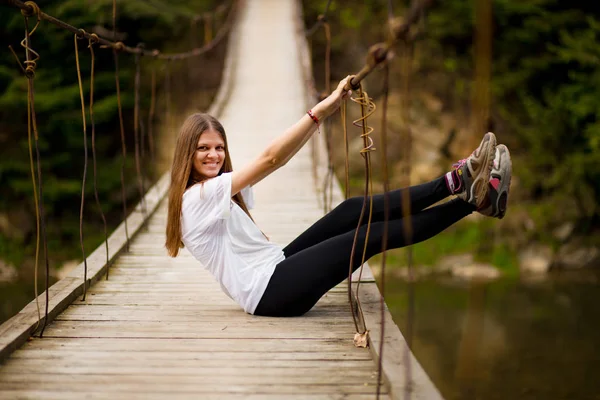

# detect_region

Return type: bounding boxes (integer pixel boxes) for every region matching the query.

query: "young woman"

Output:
[166,76,512,317]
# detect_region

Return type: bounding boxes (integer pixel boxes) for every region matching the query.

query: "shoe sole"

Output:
[466,132,497,209]
[491,144,512,219]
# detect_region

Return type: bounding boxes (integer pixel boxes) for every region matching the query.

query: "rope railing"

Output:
[3,0,238,336]
[303,1,435,398]
[343,0,435,92]
[3,0,238,60]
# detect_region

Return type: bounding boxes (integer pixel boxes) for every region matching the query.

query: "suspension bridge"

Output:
[0,0,443,398]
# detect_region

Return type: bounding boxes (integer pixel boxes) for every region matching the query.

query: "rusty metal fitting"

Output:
[76,29,86,39]
[113,41,125,52]
[21,1,40,18]
[366,43,388,67]
[89,33,99,44]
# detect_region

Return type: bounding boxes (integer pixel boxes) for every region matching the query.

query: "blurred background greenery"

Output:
[1,0,599,398]
[0,0,227,326]
[302,1,600,398]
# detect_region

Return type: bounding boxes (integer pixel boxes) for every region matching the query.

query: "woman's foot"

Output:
[445,132,497,209]
[478,144,512,219]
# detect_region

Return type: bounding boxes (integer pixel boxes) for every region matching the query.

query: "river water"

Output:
[384,271,600,400]
[2,272,599,399]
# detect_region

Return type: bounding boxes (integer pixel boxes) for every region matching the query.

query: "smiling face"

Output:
[192,129,226,180]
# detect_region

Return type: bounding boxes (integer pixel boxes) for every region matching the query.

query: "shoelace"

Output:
[452,158,466,170]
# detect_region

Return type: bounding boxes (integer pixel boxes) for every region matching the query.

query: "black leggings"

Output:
[253,176,475,317]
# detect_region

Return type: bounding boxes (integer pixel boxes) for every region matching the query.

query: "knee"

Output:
[334,196,363,217]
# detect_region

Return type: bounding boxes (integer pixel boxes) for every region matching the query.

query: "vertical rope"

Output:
[148,67,158,194]
[203,12,213,45]
[74,32,89,300]
[472,0,492,144]
[87,34,110,280]
[376,2,397,396]
[322,21,334,213]
[347,84,377,335]
[10,34,41,329]
[376,61,391,400]
[342,100,349,200]
[113,0,129,254]
[399,36,416,400]
[165,60,172,138]
[455,0,493,388]
[17,10,51,337]
[133,45,147,217]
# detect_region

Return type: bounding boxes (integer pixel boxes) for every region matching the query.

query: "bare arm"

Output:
[231,76,352,195]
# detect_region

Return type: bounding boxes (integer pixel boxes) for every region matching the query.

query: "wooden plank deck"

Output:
[0,0,443,398]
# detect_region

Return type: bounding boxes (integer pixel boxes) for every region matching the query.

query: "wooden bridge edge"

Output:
[0,0,242,366]
[292,1,444,399]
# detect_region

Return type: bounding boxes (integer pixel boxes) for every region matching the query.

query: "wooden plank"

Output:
[0,363,376,377]
[0,381,383,395]
[10,350,372,361]
[0,392,382,400]
[0,174,170,364]
[14,337,360,352]
[0,0,439,398]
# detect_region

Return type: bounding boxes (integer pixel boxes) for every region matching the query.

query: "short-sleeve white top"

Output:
[181,172,284,314]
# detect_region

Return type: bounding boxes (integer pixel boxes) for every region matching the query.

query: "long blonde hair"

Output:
[165,113,252,257]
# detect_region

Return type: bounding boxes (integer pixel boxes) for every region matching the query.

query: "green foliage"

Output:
[0,0,222,268]
[304,0,600,241]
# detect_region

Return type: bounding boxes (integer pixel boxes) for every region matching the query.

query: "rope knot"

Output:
[89,33,99,44]
[21,1,40,18]
[113,41,125,52]
[76,29,86,39]
[24,60,36,79]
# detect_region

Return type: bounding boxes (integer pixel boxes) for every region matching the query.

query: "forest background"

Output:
[1,0,599,295]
